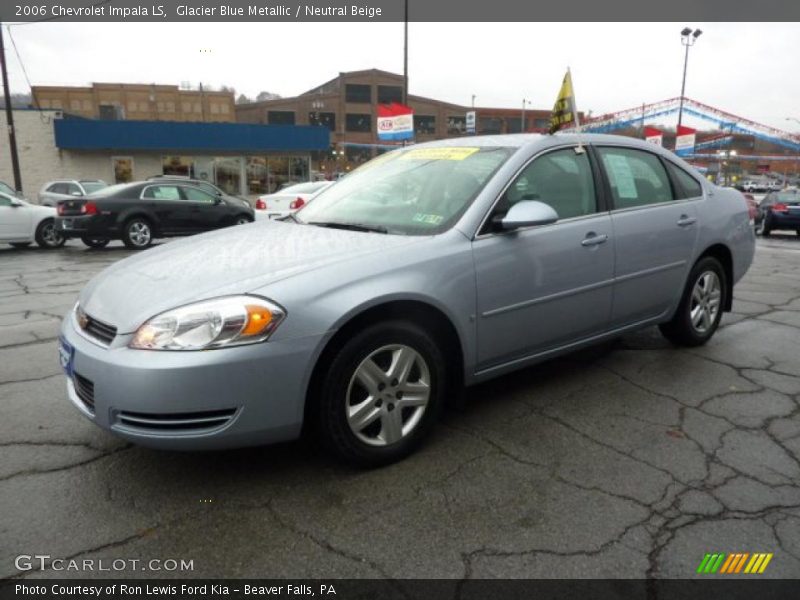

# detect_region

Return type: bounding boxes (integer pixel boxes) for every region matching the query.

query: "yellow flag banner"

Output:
[549,70,577,134]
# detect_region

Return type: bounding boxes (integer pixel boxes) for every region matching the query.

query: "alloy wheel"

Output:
[690,271,721,334]
[41,222,62,247]
[129,222,151,246]
[346,344,431,447]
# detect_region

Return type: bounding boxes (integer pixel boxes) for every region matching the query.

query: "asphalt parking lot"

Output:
[1,234,800,580]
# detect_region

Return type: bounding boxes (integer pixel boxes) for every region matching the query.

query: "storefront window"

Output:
[268,156,289,192]
[415,115,436,135]
[214,157,242,195]
[162,156,192,176]
[289,157,309,184]
[447,116,466,135]
[112,157,134,183]
[247,157,268,195]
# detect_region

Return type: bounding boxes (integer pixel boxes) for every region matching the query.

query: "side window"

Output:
[181,187,216,203]
[665,162,703,199]
[598,147,674,209]
[67,183,82,196]
[49,183,66,194]
[0,195,12,207]
[498,147,597,220]
[142,185,181,200]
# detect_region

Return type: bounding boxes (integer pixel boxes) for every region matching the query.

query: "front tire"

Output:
[755,215,771,236]
[313,320,446,467]
[35,219,66,249]
[659,256,727,347]
[234,214,253,225]
[122,218,153,250]
[81,236,110,249]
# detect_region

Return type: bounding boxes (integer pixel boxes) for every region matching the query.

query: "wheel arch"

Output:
[303,298,467,427]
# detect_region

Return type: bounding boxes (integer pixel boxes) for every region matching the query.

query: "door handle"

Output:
[677,215,697,227]
[581,233,609,247]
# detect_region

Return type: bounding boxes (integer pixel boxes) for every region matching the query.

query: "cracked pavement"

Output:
[1,235,799,580]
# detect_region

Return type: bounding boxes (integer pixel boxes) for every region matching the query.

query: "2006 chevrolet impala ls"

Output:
[59,134,755,465]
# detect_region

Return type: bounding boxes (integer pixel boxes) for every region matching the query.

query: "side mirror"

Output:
[497,200,559,231]
[10,198,23,207]
[213,196,223,205]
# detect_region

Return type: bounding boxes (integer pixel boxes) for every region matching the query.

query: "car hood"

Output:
[79,221,422,333]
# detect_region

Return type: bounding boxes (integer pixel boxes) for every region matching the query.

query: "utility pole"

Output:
[402,0,408,106]
[0,23,22,192]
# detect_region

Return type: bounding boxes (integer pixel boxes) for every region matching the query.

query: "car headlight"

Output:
[129,295,285,350]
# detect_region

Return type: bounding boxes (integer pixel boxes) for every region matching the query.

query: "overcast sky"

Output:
[4,22,799,131]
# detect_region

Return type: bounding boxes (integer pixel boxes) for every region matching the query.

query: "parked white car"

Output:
[254,181,334,220]
[0,192,65,249]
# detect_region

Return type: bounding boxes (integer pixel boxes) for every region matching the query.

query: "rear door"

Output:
[140,185,186,232]
[596,146,701,327]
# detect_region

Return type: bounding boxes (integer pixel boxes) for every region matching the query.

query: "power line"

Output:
[5,24,49,123]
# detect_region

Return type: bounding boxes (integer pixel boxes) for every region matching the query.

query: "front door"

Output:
[473,146,614,372]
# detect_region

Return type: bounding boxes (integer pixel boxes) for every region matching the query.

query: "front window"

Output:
[297,146,513,236]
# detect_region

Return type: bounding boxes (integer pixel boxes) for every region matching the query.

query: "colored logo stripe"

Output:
[698,552,773,574]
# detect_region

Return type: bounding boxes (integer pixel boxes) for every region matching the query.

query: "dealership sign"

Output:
[644,126,663,146]
[675,125,697,157]
[466,111,476,134]
[377,102,414,141]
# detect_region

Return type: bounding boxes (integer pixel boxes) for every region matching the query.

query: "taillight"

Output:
[81,201,98,215]
[57,204,65,216]
[289,197,305,210]
[255,198,267,210]
[772,203,789,213]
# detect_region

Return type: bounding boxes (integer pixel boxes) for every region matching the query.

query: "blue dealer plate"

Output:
[58,336,74,377]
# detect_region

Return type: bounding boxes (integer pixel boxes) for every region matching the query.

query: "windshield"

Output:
[297,146,512,235]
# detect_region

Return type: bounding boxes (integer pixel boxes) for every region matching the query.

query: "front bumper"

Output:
[60,313,325,450]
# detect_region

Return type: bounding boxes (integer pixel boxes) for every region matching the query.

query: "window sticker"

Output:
[412,213,445,225]
[604,154,638,199]
[401,147,479,161]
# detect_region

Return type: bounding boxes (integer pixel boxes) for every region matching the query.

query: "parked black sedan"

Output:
[55,181,255,249]
[755,190,800,237]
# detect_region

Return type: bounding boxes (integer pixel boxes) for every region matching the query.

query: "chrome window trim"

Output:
[473,143,602,240]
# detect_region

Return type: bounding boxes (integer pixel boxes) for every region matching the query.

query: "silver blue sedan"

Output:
[59,134,755,466]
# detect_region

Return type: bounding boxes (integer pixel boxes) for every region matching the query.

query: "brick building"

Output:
[32,83,235,123]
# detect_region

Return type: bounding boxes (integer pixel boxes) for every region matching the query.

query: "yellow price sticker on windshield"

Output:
[400,147,479,161]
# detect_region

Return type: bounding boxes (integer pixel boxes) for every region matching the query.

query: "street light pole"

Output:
[521,99,532,133]
[677,27,702,129]
[0,23,22,193]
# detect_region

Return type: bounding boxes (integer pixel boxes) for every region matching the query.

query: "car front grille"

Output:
[73,372,95,413]
[115,409,237,433]
[81,313,117,346]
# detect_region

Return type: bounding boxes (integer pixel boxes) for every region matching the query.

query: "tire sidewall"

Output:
[675,257,727,345]
[316,320,446,466]
[123,218,153,249]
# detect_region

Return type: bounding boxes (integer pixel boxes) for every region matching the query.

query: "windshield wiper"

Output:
[307,221,389,234]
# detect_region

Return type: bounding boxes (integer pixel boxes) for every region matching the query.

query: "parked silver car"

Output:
[59,134,755,465]
[38,179,107,207]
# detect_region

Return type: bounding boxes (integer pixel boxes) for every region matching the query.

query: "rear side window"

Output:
[666,162,703,199]
[67,183,82,195]
[143,185,181,200]
[598,147,674,209]
[48,183,67,194]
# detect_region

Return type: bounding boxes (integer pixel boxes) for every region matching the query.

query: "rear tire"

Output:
[122,217,153,250]
[10,242,31,249]
[34,219,66,249]
[659,256,727,347]
[312,320,446,467]
[81,236,110,249]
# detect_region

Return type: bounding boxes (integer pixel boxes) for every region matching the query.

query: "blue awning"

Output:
[54,118,329,153]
